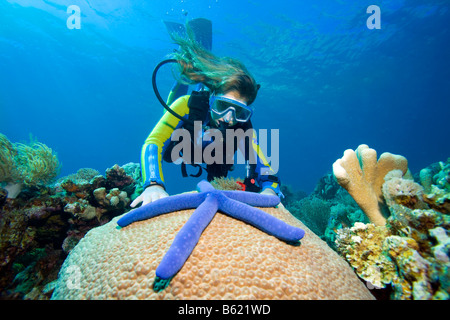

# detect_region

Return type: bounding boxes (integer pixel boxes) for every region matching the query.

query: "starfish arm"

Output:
[117,192,206,227]
[217,193,305,242]
[197,180,216,193]
[155,194,219,280]
[221,190,280,207]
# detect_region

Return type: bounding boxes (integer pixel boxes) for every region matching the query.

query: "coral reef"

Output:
[280,150,449,300]
[2,147,448,300]
[313,173,341,200]
[285,174,368,249]
[0,163,140,299]
[106,164,135,190]
[0,194,69,298]
[280,184,308,209]
[59,166,134,225]
[335,223,396,289]
[421,158,450,213]
[51,202,374,300]
[382,170,425,209]
[0,133,61,198]
[332,144,408,226]
[287,195,332,236]
[93,187,130,208]
[335,160,450,300]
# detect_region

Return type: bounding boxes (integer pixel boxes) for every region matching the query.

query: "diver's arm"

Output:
[133,95,190,206]
[257,164,283,197]
[243,129,283,197]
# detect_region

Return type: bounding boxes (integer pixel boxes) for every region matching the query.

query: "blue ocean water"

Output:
[1,0,449,196]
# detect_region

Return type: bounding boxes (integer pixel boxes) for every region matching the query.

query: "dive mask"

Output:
[209,95,253,123]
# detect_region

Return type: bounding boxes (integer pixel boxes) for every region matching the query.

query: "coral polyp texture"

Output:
[332,144,408,226]
[51,182,374,300]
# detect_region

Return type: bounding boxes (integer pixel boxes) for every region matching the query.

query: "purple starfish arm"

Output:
[117,192,206,227]
[221,190,280,207]
[197,179,216,192]
[155,194,218,280]
[216,193,305,242]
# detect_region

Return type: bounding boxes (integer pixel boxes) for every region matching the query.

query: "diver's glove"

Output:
[130,184,169,207]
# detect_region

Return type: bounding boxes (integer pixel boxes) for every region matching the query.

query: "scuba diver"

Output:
[131,18,282,207]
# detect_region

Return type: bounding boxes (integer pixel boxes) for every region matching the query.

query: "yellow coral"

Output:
[383,235,432,300]
[332,144,408,226]
[335,223,396,289]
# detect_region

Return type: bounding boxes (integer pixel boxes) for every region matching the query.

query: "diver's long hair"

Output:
[170,26,260,105]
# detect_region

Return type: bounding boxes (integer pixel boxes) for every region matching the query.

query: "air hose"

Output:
[151,58,196,126]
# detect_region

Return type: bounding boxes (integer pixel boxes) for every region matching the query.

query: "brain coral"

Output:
[51,203,374,300]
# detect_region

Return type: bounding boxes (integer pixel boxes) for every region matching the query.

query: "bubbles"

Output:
[165,6,189,17]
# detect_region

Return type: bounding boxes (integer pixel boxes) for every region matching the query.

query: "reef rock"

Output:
[0,163,141,298]
[51,203,374,300]
[421,158,450,213]
[336,207,450,300]
[335,223,397,290]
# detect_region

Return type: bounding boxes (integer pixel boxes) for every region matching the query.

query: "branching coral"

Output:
[332,144,408,226]
[0,133,61,198]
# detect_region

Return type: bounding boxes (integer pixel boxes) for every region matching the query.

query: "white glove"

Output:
[130,184,169,207]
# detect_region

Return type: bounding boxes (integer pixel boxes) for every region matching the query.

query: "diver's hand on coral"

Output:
[130,185,169,207]
[260,188,277,196]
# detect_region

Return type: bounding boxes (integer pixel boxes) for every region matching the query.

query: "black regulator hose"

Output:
[151,58,195,126]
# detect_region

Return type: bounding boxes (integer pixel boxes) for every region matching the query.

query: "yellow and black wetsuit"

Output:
[140,91,282,196]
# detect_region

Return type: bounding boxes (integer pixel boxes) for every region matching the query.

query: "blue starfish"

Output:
[117,180,305,291]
